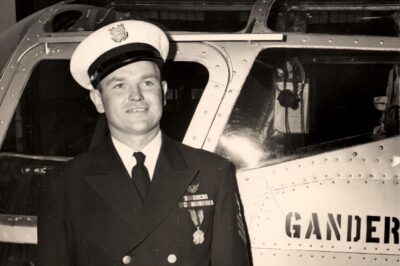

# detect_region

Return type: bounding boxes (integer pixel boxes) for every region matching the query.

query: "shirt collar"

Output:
[111,131,162,179]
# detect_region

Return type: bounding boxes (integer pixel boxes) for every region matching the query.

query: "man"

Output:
[38,20,250,266]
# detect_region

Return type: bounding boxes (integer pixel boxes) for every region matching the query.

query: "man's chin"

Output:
[128,125,159,136]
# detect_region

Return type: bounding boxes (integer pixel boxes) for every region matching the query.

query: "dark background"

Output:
[16,0,59,21]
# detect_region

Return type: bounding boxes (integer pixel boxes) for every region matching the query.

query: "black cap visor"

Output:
[88,43,164,88]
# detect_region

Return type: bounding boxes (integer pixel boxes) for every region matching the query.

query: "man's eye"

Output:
[113,83,124,89]
[144,80,155,86]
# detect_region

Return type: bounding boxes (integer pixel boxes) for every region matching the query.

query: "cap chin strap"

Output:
[88,43,163,88]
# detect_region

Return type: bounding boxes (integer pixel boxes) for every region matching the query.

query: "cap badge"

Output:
[109,23,128,43]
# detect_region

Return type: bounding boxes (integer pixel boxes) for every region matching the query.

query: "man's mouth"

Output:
[126,107,147,113]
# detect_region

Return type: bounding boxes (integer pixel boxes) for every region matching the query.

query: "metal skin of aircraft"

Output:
[0,0,399,265]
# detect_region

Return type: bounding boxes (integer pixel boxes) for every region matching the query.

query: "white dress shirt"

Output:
[111,131,162,180]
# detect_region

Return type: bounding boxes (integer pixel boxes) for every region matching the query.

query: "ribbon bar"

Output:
[183,194,208,201]
[179,200,214,208]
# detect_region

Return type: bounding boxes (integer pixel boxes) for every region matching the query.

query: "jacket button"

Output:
[167,254,177,264]
[122,255,131,264]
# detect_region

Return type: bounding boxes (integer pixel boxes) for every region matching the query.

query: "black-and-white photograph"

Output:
[0,0,399,265]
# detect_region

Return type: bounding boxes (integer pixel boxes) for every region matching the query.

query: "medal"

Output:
[193,227,205,245]
[189,209,205,245]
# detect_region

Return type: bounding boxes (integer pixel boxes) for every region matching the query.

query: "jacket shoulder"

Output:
[167,137,231,168]
[52,140,106,178]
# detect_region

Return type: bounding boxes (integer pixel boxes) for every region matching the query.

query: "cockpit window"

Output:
[1,60,98,157]
[0,58,208,262]
[44,0,253,32]
[0,56,208,265]
[216,49,400,170]
[0,60,208,157]
[267,0,400,36]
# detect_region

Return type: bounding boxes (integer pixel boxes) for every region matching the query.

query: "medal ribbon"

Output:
[189,209,204,228]
[189,209,205,245]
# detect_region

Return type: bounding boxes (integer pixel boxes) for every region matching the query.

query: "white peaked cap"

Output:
[70,20,169,90]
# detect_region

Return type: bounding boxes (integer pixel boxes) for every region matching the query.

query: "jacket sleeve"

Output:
[211,161,251,266]
[37,170,73,266]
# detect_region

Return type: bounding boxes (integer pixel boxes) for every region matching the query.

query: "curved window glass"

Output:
[267,0,400,36]
[216,48,400,170]
[44,1,253,33]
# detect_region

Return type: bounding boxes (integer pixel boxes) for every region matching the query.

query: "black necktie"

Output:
[132,152,150,199]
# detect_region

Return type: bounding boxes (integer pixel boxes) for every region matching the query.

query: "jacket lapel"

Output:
[83,137,143,227]
[127,134,199,251]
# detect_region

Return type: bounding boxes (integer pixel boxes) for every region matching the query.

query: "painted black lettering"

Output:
[305,213,322,240]
[286,212,301,238]
[347,215,352,242]
[384,217,400,244]
[366,216,380,243]
[327,213,341,240]
[353,215,361,242]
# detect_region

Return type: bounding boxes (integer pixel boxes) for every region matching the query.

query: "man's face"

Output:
[90,61,167,140]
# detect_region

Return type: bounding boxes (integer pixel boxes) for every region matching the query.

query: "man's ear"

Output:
[161,80,168,106]
[89,89,105,113]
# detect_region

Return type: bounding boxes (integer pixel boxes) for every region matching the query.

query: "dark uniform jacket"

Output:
[37,134,250,266]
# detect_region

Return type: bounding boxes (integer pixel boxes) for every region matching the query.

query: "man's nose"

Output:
[128,86,144,101]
